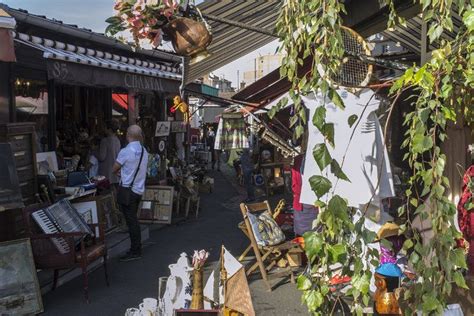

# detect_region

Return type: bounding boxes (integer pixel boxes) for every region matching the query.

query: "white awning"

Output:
[14,32,182,81]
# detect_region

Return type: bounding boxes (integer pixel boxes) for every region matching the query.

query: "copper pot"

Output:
[163,17,212,59]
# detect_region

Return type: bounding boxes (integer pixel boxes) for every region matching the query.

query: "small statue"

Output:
[170,96,189,123]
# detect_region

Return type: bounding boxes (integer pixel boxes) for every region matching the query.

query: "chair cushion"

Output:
[75,244,106,262]
[247,210,286,247]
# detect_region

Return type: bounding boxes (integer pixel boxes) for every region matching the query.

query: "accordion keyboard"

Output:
[32,209,71,254]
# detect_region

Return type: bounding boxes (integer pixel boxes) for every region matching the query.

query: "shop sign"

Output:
[46,60,180,93]
[124,74,165,91]
[171,121,187,133]
[155,121,170,137]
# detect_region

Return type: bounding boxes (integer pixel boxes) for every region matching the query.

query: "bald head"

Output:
[127,125,143,143]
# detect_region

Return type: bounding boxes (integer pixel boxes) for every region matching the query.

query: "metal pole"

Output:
[199,12,278,37]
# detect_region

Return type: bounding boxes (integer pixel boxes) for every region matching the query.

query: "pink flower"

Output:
[128,16,144,28]
[148,17,158,26]
[133,0,145,11]
[114,0,124,11]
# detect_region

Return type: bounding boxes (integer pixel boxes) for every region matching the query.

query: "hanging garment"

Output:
[292,154,304,211]
[214,113,249,150]
[299,89,394,208]
[457,165,474,274]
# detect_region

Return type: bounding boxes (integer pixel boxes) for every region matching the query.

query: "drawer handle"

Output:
[14,151,26,157]
[12,135,25,141]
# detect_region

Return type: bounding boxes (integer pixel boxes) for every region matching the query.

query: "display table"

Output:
[260,162,285,196]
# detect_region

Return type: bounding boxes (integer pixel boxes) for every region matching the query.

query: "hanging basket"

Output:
[163,17,212,60]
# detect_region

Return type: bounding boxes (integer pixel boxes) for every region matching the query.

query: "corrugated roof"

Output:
[382,10,463,55]
[183,0,280,84]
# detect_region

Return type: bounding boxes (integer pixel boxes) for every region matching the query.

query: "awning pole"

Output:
[200,13,278,38]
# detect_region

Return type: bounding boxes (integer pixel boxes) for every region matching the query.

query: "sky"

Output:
[2,0,281,88]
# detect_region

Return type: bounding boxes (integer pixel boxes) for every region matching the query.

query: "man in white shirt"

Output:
[113,125,149,262]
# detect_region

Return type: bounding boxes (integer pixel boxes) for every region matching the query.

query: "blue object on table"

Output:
[375,263,404,278]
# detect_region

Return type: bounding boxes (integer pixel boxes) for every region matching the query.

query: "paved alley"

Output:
[41,166,307,316]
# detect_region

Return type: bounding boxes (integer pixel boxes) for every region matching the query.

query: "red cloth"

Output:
[457,165,474,273]
[292,155,304,211]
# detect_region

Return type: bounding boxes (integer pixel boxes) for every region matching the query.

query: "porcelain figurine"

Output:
[158,253,193,315]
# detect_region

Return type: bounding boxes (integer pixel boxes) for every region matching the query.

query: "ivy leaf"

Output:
[348,114,358,127]
[328,195,349,223]
[329,244,346,263]
[412,134,433,153]
[451,248,467,269]
[312,106,326,131]
[306,290,324,311]
[422,295,440,312]
[309,175,332,198]
[427,24,444,43]
[295,124,305,139]
[463,9,474,32]
[297,274,312,291]
[453,271,468,289]
[330,159,350,181]
[304,231,323,261]
[329,89,345,109]
[322,123,335,147]
[418,107,431,123]
[313,143,332,170]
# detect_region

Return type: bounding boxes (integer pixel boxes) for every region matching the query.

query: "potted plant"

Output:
[106,0,211,60]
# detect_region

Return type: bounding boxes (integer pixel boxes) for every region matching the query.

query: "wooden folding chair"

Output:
[239,200,300,291]
[238,199,285,261]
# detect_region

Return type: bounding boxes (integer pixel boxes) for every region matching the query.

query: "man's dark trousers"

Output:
[118,191,142,254]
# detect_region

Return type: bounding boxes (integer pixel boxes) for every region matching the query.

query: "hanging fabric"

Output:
[214,113,249,150]
[299,89,395,208]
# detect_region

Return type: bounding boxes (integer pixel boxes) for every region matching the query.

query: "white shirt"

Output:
[89,154,99,178]
[299,89,394,208]
[116,141,149,195]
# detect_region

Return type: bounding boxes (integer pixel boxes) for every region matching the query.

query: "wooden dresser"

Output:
[0,122,38,240]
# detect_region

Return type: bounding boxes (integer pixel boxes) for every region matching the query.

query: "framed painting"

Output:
[0,238,43,315]
[96,193,119,233]
[138,185,174,224]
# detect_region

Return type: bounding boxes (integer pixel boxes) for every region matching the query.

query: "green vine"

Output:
[276,0,473,314]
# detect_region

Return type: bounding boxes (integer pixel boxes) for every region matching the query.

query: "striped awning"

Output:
[183,0,280,84]
[382,11,464,55]
[14,32,182,81]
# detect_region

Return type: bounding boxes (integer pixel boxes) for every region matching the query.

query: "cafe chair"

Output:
[22,203,109,303]
[239,200,301,291]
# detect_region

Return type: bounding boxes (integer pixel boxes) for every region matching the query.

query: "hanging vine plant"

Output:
[276,0,473,315]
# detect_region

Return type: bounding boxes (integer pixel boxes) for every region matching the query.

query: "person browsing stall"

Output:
[99,119,122,185]
[113,125,149,262]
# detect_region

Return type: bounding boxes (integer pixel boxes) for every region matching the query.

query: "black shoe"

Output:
[119,252,142,262]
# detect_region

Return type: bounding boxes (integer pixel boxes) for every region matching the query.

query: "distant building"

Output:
[242,54,283,87]
[192,73,236,126]
[202,73,235,94]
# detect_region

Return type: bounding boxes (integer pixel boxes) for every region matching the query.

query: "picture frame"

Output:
[72,200,100,237]
[155,121,171,137]
[97,193,119,233]
[0,238,43,315]
[138,185,174,224]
